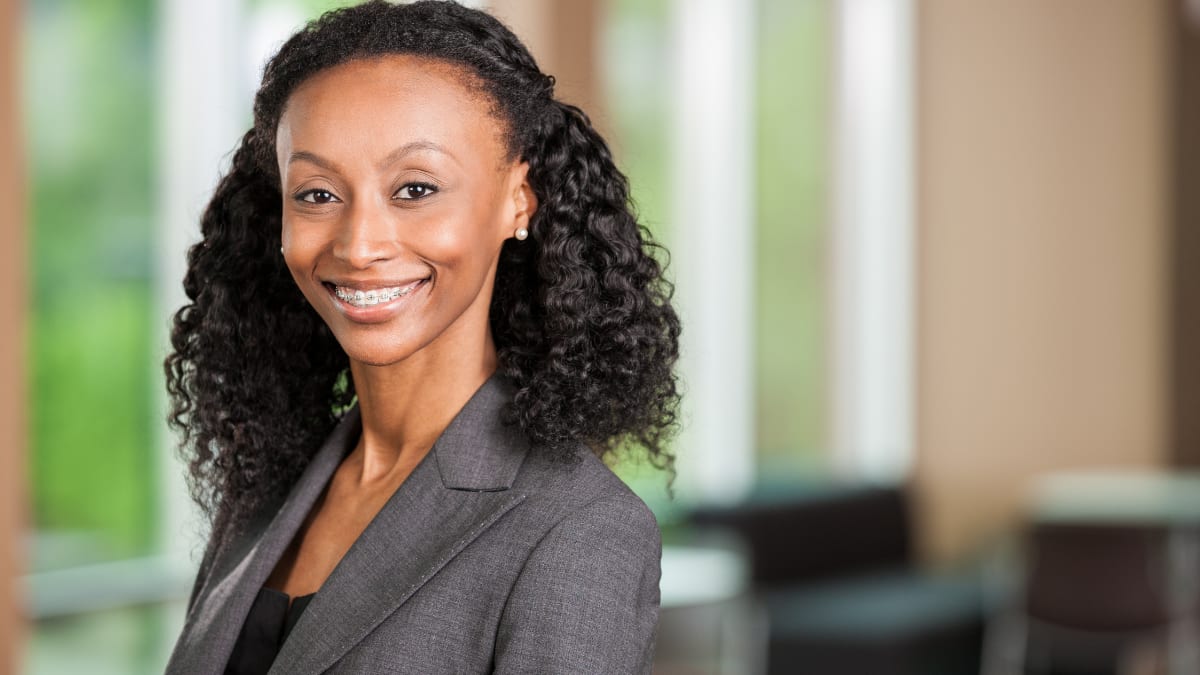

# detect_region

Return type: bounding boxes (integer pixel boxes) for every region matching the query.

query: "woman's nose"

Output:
[332,197,397,269]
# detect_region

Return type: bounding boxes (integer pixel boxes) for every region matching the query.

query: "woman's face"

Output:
[276,55,535,368]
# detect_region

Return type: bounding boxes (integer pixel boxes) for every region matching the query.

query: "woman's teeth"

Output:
[334,282,421,307]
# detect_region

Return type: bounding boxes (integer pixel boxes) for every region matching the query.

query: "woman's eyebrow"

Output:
[378,140,457,169]
[287,140,456,172]
[287,149,337,172]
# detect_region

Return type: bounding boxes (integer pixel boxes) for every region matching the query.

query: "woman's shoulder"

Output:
[492,446,662,674]
[507,443,659,546]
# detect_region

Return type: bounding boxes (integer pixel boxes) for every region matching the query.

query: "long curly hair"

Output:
[165,0,681,541]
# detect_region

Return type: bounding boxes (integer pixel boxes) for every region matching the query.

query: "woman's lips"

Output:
[331,279,424,307]
[322,277,430,322]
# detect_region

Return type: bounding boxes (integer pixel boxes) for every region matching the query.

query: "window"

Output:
[20,1,912,670]
[24,0,175,672]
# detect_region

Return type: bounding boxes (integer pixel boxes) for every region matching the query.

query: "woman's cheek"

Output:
[416,217,477,264]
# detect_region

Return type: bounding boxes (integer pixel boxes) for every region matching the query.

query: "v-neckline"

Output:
[261,585,317,611]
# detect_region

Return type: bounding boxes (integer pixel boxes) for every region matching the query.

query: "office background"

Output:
[1,0,1198,673]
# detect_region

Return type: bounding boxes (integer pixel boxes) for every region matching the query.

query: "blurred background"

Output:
[2,0,1199,673]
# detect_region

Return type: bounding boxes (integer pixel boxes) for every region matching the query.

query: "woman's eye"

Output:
[296,189,339,205]
[396,183,438,200]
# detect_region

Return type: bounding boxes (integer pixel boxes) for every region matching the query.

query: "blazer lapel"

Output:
[167,407,362,675]
[268,373,530,675]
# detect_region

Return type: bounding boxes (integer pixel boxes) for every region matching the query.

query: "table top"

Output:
[659,543,749,608]
[1029,469,1200,525]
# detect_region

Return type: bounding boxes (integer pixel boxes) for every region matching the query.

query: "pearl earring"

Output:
[280,246,284,254]
[514,227,529,241]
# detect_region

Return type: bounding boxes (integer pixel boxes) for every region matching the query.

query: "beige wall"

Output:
[1,0,25,667]
[914,0,1169,563]
[485,0,607,137]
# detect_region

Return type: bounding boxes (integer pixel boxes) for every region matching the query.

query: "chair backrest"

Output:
[1023,521,1195,631]
[688,484,911,588]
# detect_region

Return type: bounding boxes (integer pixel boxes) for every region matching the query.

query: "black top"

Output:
[224,587,316,675]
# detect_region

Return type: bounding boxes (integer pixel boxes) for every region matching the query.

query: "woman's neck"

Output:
[346,332,498,487]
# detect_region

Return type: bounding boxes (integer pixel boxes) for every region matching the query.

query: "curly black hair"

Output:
[164,0,681,541]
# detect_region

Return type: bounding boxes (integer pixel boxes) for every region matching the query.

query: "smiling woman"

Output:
[161,1,680,673]
[276,56,531,368]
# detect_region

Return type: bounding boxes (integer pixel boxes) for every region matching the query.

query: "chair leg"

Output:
[1162,528,1200,675]
[980,610,1028,675]
[1164,615,1199,675]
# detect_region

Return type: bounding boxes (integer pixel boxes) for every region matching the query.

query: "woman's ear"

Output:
[506,161,537,236]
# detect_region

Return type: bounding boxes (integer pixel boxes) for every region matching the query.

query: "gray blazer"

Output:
[164,373,662,674]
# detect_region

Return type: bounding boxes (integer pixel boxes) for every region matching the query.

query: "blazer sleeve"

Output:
[493,492,662,674]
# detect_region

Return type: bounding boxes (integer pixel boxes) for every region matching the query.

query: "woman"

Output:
[162,1,680,673]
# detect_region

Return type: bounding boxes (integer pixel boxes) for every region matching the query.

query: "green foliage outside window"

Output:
[27,0,158,564]
[755,0,829,477]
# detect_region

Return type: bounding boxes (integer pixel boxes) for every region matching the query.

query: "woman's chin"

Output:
[335,335,422,368]
[345,350,415,369]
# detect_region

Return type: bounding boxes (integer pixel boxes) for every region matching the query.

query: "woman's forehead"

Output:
[275,55,507,172]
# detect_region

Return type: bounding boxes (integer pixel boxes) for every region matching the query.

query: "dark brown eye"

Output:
[397,183,437,200]
[297,189,338,204]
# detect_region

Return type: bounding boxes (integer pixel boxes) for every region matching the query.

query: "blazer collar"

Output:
[167,370,530,675]
[432,371,529,491]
